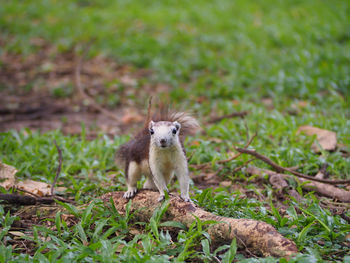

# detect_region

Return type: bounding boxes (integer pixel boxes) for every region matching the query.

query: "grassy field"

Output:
[1,0,350,262]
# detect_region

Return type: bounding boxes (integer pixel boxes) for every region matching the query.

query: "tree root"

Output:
[99,190,298,258]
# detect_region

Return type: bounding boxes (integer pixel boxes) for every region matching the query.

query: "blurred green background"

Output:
[1,0,349,103]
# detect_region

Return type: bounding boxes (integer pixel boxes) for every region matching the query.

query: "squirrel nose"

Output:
[160,139,167,145]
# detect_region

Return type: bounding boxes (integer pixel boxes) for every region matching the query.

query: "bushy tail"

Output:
[167,111,200,135]
[115,143,128,169]
[145,97,200,136]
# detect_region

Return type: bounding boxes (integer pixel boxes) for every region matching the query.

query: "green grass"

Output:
[1,0,350,262]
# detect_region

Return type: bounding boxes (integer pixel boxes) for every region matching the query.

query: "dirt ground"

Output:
[0,40,170,136]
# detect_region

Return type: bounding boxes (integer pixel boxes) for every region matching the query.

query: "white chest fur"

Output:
[149,143,185,173]
[148,141,190,201]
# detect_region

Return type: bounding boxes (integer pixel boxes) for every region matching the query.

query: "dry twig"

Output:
[218,133,257,165]
[192,133,257,170]
[236,148,350,185]
[208,111,248,124]
[14,187,41,199]
[246,166,350,202]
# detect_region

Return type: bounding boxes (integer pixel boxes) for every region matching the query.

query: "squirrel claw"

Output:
[180,195,192,203]
[158,195,165,202]
[123,188,137,199]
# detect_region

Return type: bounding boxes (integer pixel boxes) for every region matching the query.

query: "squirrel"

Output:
[116,107,199,202]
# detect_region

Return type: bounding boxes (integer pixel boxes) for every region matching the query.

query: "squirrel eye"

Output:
[149,129,154,135]
[172,128,177,135]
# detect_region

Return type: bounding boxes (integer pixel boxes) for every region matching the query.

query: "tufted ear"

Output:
[149,120,155,129]
[173,121,181,131]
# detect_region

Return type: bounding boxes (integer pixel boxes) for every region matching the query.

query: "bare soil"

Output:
[0,40,170,136]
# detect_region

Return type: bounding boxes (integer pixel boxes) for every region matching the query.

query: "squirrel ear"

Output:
[173,121,181,131]
[149,120,154,129]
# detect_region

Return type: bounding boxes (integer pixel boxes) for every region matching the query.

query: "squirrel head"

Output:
[149,120,181,148]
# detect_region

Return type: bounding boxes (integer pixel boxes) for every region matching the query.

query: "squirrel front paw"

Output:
[158,194,165,202]
[123,188,137,199]
[180,194,192,203]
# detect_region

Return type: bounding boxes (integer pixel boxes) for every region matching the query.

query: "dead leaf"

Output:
[129,228,142,236]
[232,99,240,105]
[0,162,17,189]
[120,75,137,86]
[191,141,200,146]
[116,244,125,253]
[208,137,223,143]
[9,231,26,238]
[262,98,274,109]
[17,180,51,197]
[269,174,288,190]
[121,111,143,124]
[219,181,232,188]
[297,126,337,152]
[287,189,302,202]
[61,213,75,221]
[196,96,208,103]
[291,100,309,110]
[298,101,309,108]
[55,186,67,192]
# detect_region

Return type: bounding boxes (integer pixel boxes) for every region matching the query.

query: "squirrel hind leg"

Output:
[143,177,157,190]
[139,159,157,190]
[123,161,142,199]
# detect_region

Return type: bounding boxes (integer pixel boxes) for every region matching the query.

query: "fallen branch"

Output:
[208,111,248,124]
[236,148,350,185]
[14,187,41,198]
[99,190,298,258]
[0,194,37,205]
[193,133,256,170]
[0,161,74,204]
[246,166,350,203]
[218,133,257,165]
[0,194,73,205]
